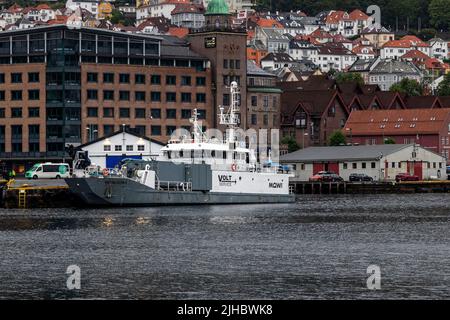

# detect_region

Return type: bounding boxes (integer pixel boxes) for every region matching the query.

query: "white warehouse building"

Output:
[78,129,164,169]
[280,144,447,182]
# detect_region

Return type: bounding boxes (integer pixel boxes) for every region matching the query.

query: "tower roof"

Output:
[205,0,229,16]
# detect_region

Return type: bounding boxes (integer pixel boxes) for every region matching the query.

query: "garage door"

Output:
[106,155,142,169]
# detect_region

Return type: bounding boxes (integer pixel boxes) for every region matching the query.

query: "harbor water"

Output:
[1,193,450,299]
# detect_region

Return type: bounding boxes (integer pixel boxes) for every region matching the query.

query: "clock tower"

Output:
[187,0,248,130]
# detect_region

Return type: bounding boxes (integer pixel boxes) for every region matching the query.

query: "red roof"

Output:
[352,45,375,55]
[401,49,430,60]
[345,108,450,135]
[326,11,347,24]
[256,18,282,28]
[167,27,189,38]
[36,4,51,10]
[348,9,369,21]
[424,58,450,70]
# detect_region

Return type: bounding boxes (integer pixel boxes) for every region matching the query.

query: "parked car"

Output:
[309,171,343,182]
[349,173,374,182]
[395,173,420,182]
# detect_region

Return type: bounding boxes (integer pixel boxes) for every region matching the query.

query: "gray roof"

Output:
[247,60,276,77]
[348,57,379,72]
[369,59,421,75]
[280,144,412,163]
[262,28,290,41]
[261,52,295,62]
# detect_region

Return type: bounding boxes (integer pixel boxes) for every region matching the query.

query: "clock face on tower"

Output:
[224,44,240,55]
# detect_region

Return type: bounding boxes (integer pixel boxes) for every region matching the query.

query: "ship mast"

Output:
[219,81,240,143]
[189,108,206,143]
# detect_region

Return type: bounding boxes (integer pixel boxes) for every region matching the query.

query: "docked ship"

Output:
[65,82,295,206]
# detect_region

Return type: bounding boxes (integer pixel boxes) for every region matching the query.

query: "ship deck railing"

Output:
[156,180,192,192]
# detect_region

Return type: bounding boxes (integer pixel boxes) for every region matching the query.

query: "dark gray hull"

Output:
[65,177,296,207]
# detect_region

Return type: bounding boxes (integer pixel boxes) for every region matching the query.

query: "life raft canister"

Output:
[102,168,109,177]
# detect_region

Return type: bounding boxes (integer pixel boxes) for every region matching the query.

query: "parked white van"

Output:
[25,163,70,179]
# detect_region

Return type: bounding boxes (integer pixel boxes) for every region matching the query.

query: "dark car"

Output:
[349,173,374,182]
[395,173,420,182]
[309,171,344,182]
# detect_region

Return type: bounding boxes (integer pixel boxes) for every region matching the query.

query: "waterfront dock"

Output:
[289,180,450,194]
[1,179,71,209]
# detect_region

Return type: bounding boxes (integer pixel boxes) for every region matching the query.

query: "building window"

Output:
[251,96,257,107]
[196,77,206,86]
[29,142,39,152]
[181,109,191,119]
[181,76,191,86]
[28,72,40,83]
[11,107,22,118]
[103,108,114,118]
[119,73,130,83]
[28,107,39,117]
[115,145,122,151]
[196,93,206,103]
[166,109,177,119]
[103,90,114,100]
[151,91,161,102]
[87,72,98,82]
[343,163,348,169]
[197,110,206,119]
[119,108,130,118]
[103,125,114,135]
[126,145,133,151]
[223,59,228,69]
[104,145,111,151]
[87,107,98,117]
[371,162,376,169]
[166,125,176,136]
[134,91,146,101]
[166,75,176,85]
[164,92,176,102]
[151,125,161,135]
[0,73,4,83]
[11,90,22,100]
[151,75,161,85]
[87,89,98,100]
[362,162,366,169]
[135,108,146,118]
[251,114,257,125]
[134,125,145,136]
[138,145,145,151]
[263,114,268,126]
[0,91,4,101]
[181,93,191,103]
[392,162,395,168]
[103,73,114,83]
[352,163,357,169]
[11,73,22,83]
[223,94,230,106]
[119,91,130,101]
[28,90,40,100]
[135,74,145,84]
[12,143,22,152]
[149,108,161,119]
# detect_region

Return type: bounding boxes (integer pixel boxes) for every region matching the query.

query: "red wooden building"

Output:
[344,108,450,161]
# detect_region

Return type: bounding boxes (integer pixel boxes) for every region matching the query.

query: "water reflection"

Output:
[1,193,450,299]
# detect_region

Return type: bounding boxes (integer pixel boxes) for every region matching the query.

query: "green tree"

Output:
[334,72,364,85]
[429,0,450,30]
[390,78,424,96]
[281,136,300,153]
[328,130,346,146]
[384,137,396,144]
[437,73,450,96]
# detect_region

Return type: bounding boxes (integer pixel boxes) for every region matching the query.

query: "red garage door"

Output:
[414,162,423,180]
[328,162,339,174]
[313,163,325,174]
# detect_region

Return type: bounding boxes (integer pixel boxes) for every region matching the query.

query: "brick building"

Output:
[0,25,212,171]
[187,0,248,130]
